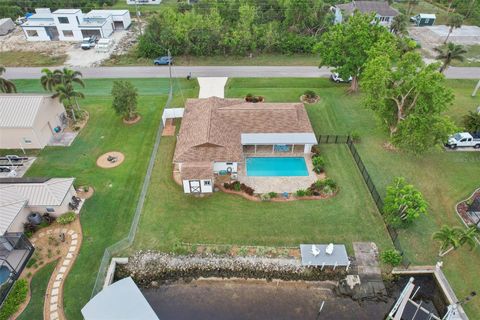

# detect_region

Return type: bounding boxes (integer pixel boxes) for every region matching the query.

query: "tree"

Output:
[52,84,85,123]
[41,68,85,113]
[315,12,395,92]
[111,81,138,121]
[444,13,464,44]
[41,68,61,92]
[383,177,428,228]
[390,14,409,36]
[362,51,456,153]
[0,66,16,93]
[463,110,480,133]
[434,42,467,73]
[55,68,85,111]
[433,226,478,257]
[406,0,419,15]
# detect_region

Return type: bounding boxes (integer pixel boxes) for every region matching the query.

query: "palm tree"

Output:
[444,13,464,44]
[390,14,409,36]
[52,84,85,123]
[40,68,61,92]
[433,226,479,257]
[434,42,467,73]
[0,66,17,93]
[463,110,480,133]
[433,226,462,257]
[53,68,85,111]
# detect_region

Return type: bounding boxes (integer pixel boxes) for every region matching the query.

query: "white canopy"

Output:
[241,133,317,145]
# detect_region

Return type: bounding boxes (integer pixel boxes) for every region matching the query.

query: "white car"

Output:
[330,73,353,83]
[446,132,480,149]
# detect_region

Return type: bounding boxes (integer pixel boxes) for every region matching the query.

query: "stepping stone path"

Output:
[30,227,81,320]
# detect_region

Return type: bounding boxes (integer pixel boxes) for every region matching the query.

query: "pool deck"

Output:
[238,154,318,194]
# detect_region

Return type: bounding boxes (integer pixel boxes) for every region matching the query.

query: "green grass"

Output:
[451,44,480,67]
[0,51,66,67]
[17,261,57,320]
[10,78,194,320]
[392,0,450,24]
[103,52,320,66]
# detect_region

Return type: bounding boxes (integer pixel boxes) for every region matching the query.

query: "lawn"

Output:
[9,77,196,320]
[226,78,480,317]
[451,44,480,68]
[0,51,66,67]
[17,261,57,320]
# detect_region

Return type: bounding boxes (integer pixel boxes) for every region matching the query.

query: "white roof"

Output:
[82,277,159,320]
[241,133,318,145]
[417,13,436,19]
[88,9,129,16]
[0,94,53,128]
[0,186,27,235]
[53,9,81,14]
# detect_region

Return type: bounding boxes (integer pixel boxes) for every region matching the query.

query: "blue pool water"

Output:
[246,157,308,177]
[0,266,11,284]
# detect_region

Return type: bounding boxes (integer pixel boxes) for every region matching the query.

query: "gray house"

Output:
[333,1,399,27]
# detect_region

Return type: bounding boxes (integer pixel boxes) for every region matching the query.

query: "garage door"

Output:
[114,21,124,30]
[81,29,101,38]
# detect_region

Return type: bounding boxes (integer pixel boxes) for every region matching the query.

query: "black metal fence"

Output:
[318,134,410,268]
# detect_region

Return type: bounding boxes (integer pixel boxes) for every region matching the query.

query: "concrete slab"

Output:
[197,77,228,98]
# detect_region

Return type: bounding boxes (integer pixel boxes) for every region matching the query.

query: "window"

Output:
[58,17,69,24]
[203,180,211,186]
[26,30,38,37]
[62,30,74,37]
[23,138,32,144]
[46,208,55,213]
[226,162,233,165]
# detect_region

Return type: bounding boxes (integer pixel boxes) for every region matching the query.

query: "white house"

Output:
[21,8,131,41]
[173,97,317,194]
[333,1,399,27]
[0,178,76,234]
[0,94,66,149]
[127,0,161,4]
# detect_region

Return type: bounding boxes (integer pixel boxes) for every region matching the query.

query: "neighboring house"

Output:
[173,97,317,194]
[21,8,131,41]
[0,178,76,234]
[333,1,399,27]
[411,13,436,27]
[0,18,15,36]
[127,0,161,4]
[0,94,66,149]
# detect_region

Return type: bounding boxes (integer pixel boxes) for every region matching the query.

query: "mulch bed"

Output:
[76,186,94,199]
[300,95,320,104]
[96,151,125,169]
[456,189,480,225]
[123,115,142,125]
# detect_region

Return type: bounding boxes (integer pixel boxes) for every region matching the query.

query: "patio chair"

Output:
[311,245,320,257]
[325,243,334,255]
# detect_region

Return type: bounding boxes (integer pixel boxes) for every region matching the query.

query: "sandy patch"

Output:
[96,151,125,169]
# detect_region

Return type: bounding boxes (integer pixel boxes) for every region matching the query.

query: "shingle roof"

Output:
[173,97,315,163]
[337,1,399,17]
[181,162,214,180]
[0,94,55,128]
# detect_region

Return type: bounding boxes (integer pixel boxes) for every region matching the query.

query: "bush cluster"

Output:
[307,178,338,196]
[245,93,264,103]
[380,249,402,267]
[57,212,76,225]
[0,279,28,320]
[223,181,255,196]
[303,90,317,99]
[312,154,325,174]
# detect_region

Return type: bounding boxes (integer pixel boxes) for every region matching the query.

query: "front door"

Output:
[189,180,201,193]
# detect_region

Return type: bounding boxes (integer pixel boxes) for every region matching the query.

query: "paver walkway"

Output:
[30,224,83,320]
[197,77,228,98]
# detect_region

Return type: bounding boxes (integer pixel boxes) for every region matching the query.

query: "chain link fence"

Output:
[91,89,172,297]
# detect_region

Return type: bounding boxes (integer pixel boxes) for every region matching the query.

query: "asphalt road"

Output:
[4,66,479,79]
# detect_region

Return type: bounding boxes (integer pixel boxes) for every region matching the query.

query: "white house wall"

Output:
[112,12,131,29]
[0,127,43,149]
[26,185,76,217]
[22,26,50,41]
[213,162,238,173]
[182,179,213,193]
[53,12,84,41]
[304,144,313,153]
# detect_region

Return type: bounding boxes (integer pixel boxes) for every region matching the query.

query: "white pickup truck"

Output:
[445,132,480,149]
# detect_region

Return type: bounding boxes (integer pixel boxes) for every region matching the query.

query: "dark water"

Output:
[141,276,445,320]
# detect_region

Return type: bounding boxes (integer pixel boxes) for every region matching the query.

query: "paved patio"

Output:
[237,154,318,194]
[48,132,78,147]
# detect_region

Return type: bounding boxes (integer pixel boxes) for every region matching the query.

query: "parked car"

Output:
[330,73,352,83]
[81,35,98,50]
[0,166,11,173]
[153,56,173,65]
[445,132,480,149]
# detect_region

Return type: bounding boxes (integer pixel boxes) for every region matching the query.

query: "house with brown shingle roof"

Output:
[333,1,399,27]
[173,97,318,193]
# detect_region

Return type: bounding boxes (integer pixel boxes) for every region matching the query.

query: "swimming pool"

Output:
[246,157,308,177]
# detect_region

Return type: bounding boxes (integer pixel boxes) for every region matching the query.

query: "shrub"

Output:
[240,183,255,196]
[268,192,277,198]
[296,189,307,197]
[26,257,37,268]
[57,212,76,225]
[42,213,55,225]
[260,193,271,201]
[312,155,325,173]
[304,90,317,99]
[245,94,264,103]
[23,222,37,234]
[380,249,402,267]
[349,131,360,142]
[311,178,338,195]
[0,279,28,320]
[233,182,241,192]
[311,145,321,155]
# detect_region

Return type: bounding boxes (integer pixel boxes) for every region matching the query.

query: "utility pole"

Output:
[472,79,480,97]
[135,0,143,36]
